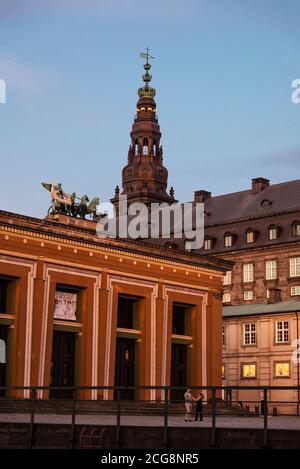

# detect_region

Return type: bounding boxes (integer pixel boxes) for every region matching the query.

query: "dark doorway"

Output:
[0,325,8,397]
[114,338,135,400]
[170,343,187,402]
[50,331,75,399]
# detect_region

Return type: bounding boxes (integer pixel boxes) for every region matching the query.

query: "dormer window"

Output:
[204,237,212,250]
[261,199,273,207]
[292,221,300,237]
[268,225,279,240]
[224,233,234,247]
[246,229,256,244]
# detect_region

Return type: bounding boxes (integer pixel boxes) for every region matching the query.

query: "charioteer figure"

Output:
[42,182,99,219]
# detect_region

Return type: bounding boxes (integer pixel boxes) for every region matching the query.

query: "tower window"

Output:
[143,138,148,156]
[134,140,139,156]
[153,140,157,157]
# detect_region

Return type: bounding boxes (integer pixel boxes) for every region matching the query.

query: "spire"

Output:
[111,49,176,211]
[138,47,156,99]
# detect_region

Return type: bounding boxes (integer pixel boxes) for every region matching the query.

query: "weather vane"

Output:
[139,47,155,64]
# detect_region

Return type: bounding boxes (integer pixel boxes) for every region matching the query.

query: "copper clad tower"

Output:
[111,49,176,210]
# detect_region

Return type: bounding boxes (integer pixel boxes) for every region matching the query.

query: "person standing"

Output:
[194,392,205,422]
[184,388,193,422]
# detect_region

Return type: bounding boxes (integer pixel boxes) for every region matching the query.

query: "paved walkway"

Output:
[1,413,300,430]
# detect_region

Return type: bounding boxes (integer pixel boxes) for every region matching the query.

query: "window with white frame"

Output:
[275,321,289,343]
[223,271,232,285]
[222,324,226,346]
[222,292,231,303]
[268,226,278,240]
[292,221,300,237]
[244,290,253,301]
[204,238,212,250]
[246,230,255,244]
[266,260,277,280]
[291,285,300,296]
[290,257,300,278]
[224,234,233,247]
[243,323,256,345]
[243,263,254,283]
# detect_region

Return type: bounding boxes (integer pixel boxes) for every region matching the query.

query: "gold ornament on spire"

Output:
[138,47,156,99]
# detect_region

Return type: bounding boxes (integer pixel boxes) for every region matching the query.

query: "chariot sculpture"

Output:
[42,182,99,219]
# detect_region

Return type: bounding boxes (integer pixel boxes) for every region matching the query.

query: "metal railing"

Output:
[0,385,300,449]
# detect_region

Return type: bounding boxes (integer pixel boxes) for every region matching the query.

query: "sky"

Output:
[0,0,299,217]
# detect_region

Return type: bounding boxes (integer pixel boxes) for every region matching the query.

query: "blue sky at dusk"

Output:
[0,0,299,217]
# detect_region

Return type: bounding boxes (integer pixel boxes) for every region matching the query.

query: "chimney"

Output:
[194,190,212,203]
[252,177,270,194]
[268,288,281,304]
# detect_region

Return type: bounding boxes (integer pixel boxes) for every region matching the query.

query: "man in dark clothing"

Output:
[194,392,205,422]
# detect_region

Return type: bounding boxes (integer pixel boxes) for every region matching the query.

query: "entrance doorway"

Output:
[50,330,75,399]
[170,343,187,402]
[0,325,8,397]
[114,338,135,400]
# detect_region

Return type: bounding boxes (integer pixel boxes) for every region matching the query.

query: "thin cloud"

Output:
[0,55,36,91]
[265,146,300,168]
[0,54,60,96]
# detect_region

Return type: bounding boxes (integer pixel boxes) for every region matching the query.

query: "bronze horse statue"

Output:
[42,183,99,219]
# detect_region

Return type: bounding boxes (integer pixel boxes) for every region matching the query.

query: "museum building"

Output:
[0,57,231,401]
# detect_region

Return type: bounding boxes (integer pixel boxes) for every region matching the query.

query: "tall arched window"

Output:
[134,139,139,156]
[153,139,157,157]
[143,138,148,156]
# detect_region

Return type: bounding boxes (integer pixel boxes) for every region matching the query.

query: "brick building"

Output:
[194,176,300,412]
